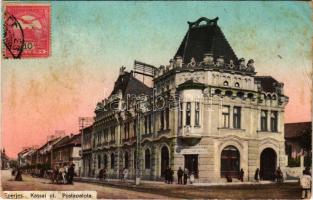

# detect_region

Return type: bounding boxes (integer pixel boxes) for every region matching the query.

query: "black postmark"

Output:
[3,11,24,59]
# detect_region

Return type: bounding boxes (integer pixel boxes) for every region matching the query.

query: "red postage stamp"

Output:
[3,3,51,58]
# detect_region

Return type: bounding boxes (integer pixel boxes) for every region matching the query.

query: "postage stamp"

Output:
[3,3,50,58]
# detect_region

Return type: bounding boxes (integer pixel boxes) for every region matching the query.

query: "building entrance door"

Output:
[161,146,169,177]
[260,148,277,180]
[184,154,198,178]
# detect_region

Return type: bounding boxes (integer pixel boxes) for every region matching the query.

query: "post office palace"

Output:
[81,17,289,183]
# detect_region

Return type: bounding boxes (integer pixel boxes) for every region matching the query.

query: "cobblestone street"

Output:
[1,170,303,199]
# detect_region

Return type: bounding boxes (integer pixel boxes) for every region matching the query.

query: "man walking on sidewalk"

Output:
[177,167,183,184]
[183,168,189,185]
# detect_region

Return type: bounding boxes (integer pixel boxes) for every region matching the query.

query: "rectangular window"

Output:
[222,106,230,128]
[144,116,148,134]
[124,124,127,140]
[179,102,183,127]
[261,110,268,131]
[186,102,191,126]
[233,107,241,129]
[160,110,164,130]
[166,107,170,129]
[110,126,115,141]
[133,120,137,138]
[127,123,130,139]
[148,114,152,134]
[195,102,200,126]
[270,111,278,132]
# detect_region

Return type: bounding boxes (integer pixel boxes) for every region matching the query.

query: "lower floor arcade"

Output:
[82,137,287,183]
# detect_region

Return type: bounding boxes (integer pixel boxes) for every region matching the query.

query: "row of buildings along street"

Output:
[15,17,311,184]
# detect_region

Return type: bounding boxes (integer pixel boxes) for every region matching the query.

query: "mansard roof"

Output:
[111,71,152,97]
[175,17,238,64]
[255,76,280,93]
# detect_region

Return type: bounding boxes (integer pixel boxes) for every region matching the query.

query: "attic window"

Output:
[223,81,229,86]
[235,82,240,88]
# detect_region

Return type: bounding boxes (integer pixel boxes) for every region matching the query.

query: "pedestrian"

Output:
[300,168,311,199]
[177,167,183,184]
[15,168,23,181]
[11,168,16,177]
[119,168,123,181]
[169,168,174,184]
[254,168,260,182]
[239,168,244,182]
[67,164,75,184]
[275,167,283,183]
[98,168,104,180]
[59,164,66,184]
[103,168,107,181]
[303,167,311,176]
[64,163,69,184]
[123,167,129,182]
[183,168,189,185]
[190,172,195,184]
[226,172,232,182]
[164,167,169,184]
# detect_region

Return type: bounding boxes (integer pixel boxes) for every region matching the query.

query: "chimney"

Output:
[175,56,183,68]
[169,59,174,70]
[203,53,213,64]
[216,56,224,66]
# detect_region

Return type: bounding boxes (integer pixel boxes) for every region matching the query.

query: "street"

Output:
[1,170,303,199]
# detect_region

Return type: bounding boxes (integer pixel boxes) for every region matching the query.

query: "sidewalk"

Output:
[75,176,298,187]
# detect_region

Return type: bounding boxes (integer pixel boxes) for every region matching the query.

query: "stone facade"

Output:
[85,17,289,183]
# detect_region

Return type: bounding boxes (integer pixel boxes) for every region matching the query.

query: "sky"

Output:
[2,1,312,158]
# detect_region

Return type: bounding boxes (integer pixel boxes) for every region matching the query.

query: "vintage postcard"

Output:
[1,1,312,199]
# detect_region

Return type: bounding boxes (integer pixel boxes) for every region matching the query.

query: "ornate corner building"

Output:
[82,17,289,182]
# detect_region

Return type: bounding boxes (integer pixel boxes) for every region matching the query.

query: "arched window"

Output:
[235,82,240,88]
[247,93,254,99]
[103,154,107,169]
[124,152,129,169]
[215,89,221,95]
[223,81,229,86]
[225,91,233,97]
[98,155,101,169]
[145,149,151,169]
[110,153,115,169]
[237,92,244,98]
[221,145,240,178]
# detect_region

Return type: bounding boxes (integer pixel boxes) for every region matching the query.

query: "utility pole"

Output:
[79,117,94,177]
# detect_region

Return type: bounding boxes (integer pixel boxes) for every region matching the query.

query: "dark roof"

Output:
[53,134,81,149]
[111,72,152,97]
[38,137,61,151]
[175,17,238,64]
[82,125,92,134]
[177,80,206,91]
[285,122,312,139]
[255,76,279,93]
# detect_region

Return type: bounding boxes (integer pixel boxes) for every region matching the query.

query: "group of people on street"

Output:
[164,167,174,184]
[254,167,284,182]
[177,167,192,185]
[118,168,129,182]
[51,163,76,184]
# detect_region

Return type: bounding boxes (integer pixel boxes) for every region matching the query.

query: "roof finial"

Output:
[187,17,219,28]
